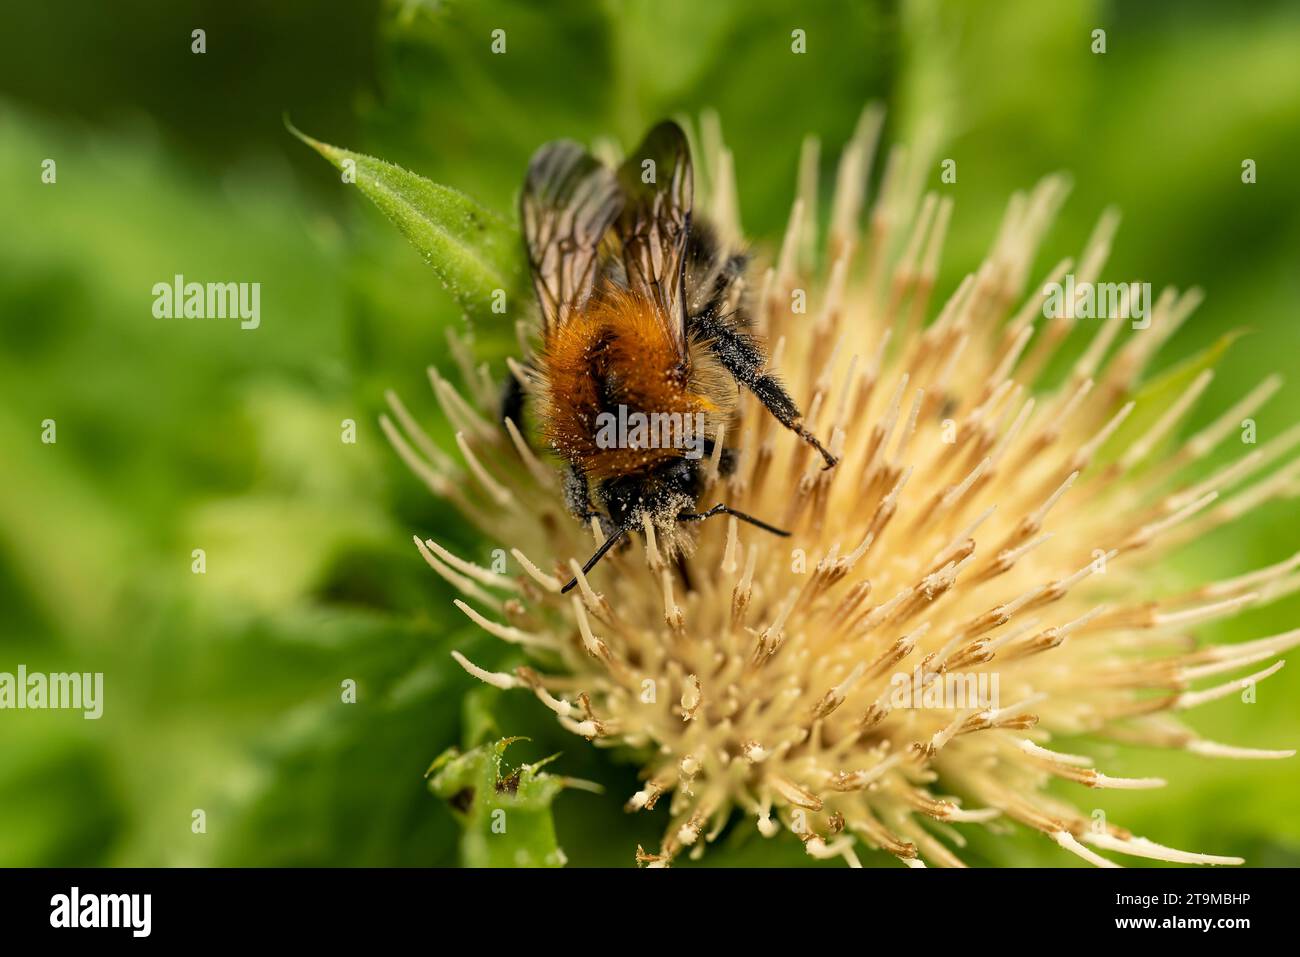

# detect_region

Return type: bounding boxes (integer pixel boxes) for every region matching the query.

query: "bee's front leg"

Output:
[562,463,598,523]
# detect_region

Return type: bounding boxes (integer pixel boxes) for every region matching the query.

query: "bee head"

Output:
[599,458,701,532]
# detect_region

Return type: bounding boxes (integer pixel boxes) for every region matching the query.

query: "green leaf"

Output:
[427,737,570,867]
[1095,330,1241,469]
[289,119,524,324]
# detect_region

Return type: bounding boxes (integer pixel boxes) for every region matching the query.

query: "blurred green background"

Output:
[1,0,1297,867]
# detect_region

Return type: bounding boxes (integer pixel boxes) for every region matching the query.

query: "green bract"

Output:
[290,120,524,325]
[427,738,568,868]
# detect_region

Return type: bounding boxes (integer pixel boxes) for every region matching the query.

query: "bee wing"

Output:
[521,140,624,335]
[617,121,694,359]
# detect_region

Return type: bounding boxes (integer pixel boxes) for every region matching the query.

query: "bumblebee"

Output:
[512,121,836,592]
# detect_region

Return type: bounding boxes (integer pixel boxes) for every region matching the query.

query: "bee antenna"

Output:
[560,526,629,594]
[678,504,791,537]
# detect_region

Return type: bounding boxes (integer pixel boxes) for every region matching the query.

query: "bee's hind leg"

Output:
[691,313,837,469]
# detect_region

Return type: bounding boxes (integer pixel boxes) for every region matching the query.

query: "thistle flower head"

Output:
[386,108,1300,867]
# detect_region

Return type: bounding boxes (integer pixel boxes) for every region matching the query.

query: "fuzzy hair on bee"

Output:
[510,121,836,592]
